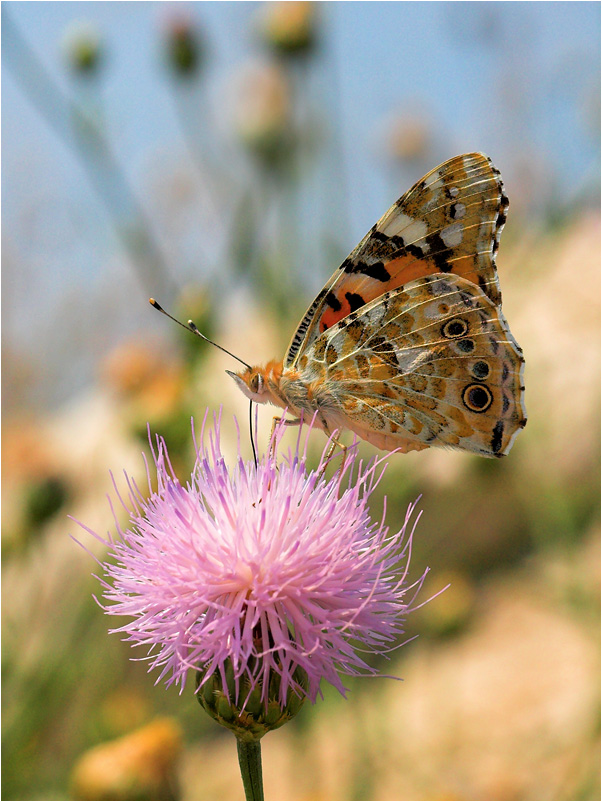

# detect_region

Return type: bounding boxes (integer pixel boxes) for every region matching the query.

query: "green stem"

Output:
[236,737,264,801]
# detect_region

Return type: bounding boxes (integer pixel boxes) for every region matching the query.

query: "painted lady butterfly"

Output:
[230,153,527,457]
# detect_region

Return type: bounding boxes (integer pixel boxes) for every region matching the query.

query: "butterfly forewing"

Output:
[285,152,507,369]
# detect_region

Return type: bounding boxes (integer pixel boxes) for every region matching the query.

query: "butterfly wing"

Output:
[300,274,526,457]
[285,152,508,368]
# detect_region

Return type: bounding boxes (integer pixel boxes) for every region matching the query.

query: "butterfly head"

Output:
[227,361,287,408]
[227,367,271,404]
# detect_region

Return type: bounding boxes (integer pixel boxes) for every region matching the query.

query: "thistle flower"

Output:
[78,413,428,736]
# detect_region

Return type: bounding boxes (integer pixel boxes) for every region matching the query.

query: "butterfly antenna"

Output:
[249,400,258,468]
[149,298,252,370]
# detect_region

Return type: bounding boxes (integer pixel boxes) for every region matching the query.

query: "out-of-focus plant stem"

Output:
[2,10,177,303]
[319,39,351,258]
[168,81,232,286]
[170,83,223,219]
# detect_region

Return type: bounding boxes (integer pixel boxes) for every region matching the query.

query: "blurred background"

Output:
[2,2,600,800]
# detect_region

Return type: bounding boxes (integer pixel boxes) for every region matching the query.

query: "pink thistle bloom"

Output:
[77,413,429,708]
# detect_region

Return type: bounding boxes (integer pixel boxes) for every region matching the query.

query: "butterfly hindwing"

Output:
[285,152,507,368]
[300,274,526,457]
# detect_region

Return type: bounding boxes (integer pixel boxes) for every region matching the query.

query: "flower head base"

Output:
[62,22,103,75]
[196,655,308,741]
[79,413,428,724]
[163,13,204,77]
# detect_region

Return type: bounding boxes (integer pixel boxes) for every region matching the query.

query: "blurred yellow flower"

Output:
[100,338,185,421]
[258,1,318,56]
[386,113,433,164]
[70,718,182,801]
[233,60,293,163]
[3,418,57,483]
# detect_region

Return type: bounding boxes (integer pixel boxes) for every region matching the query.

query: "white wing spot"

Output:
[366,305,386,326]
[441,222,463,248]
[429,172,444,192]
[380,212,428,244]
[430,278,455,296]
[452,202,466,219]
[392,345,432,375]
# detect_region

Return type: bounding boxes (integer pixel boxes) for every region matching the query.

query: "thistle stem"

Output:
[236,738,264,801]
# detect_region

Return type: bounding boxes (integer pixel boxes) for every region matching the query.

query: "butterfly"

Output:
[228,152,527,457]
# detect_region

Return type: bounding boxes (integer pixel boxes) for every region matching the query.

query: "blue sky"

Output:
[4,2,600,238]
[4,2,600,212]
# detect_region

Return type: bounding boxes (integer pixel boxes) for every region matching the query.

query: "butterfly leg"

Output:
[320,429,347,481]
[269,415,302,457]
